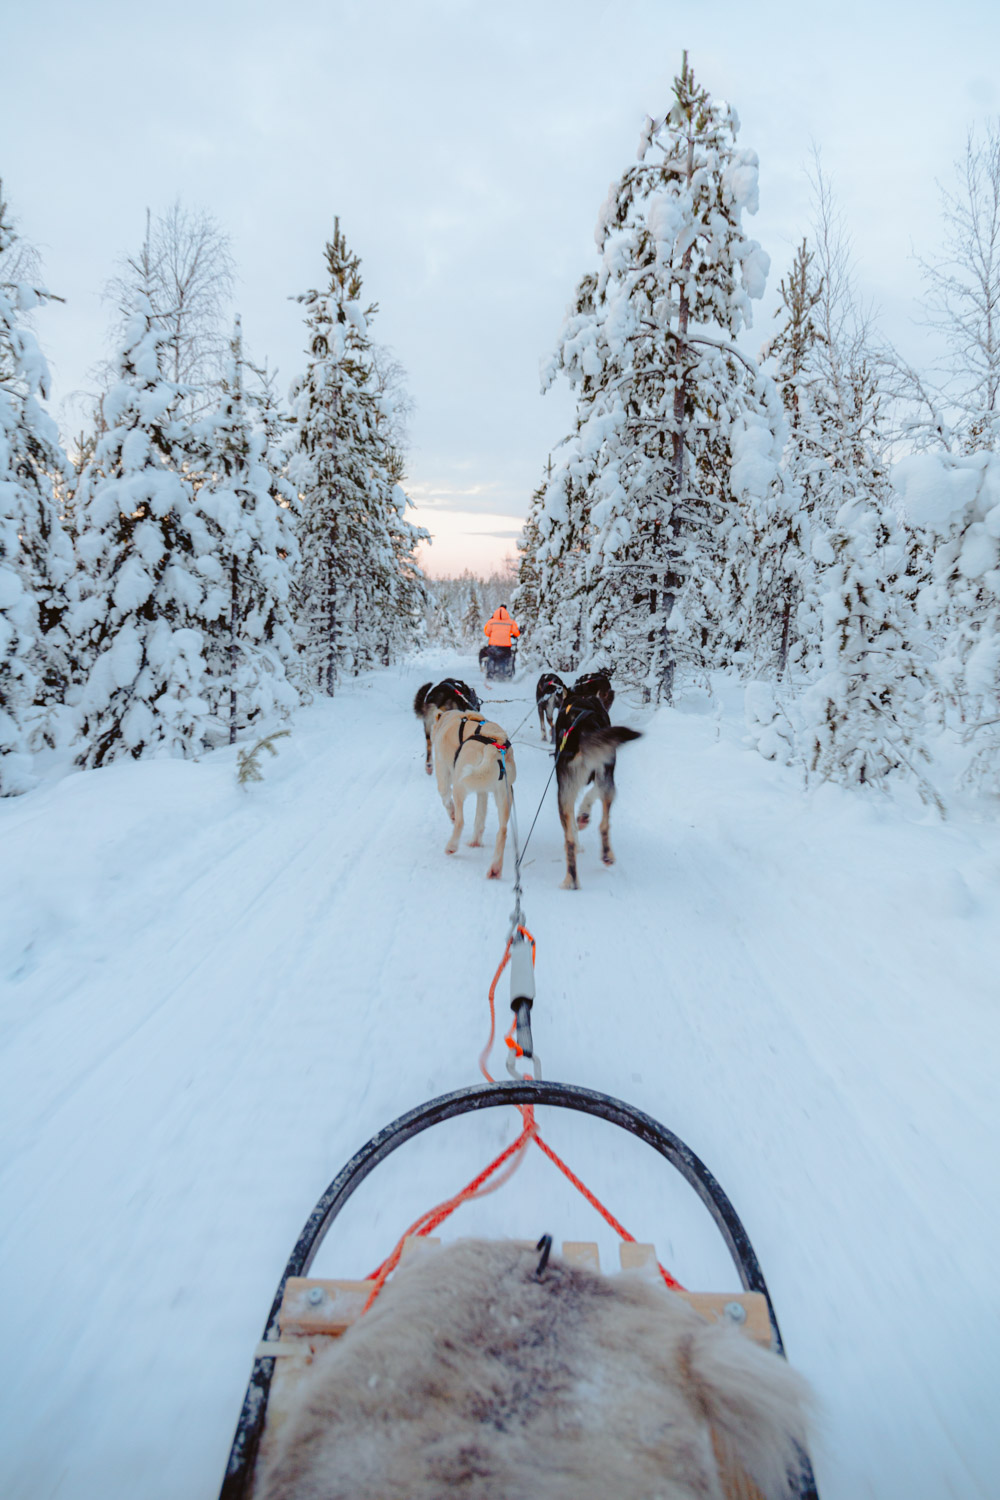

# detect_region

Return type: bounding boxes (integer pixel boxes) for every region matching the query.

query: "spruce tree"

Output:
[461,578,482,645]
[0,188,74,793]
[195,317,301,742]
[754,239,827,677]
[289,219,423,691]
[540,55,780,698]
[71,300,214,766]
[530,455,592,672]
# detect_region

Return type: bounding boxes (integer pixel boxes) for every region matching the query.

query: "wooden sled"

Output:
[220,1079,819,1500]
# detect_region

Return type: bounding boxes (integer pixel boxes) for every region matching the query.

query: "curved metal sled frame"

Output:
[220,1078,819,1499]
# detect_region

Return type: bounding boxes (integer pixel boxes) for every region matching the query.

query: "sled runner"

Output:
[219,1079,820,1500]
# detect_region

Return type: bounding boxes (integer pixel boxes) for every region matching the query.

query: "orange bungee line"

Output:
[362,923,683,1312]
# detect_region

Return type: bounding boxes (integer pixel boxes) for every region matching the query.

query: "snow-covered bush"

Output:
[796,493,939,809]
[894,451,1000,790]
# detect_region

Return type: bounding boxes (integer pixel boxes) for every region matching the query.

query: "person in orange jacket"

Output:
[481,604,520,679]
[483,605,520,649]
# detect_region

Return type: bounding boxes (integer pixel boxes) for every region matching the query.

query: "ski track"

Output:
[1,653,998,1500]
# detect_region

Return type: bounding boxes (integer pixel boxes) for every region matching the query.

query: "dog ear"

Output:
[679,1319,812,1498]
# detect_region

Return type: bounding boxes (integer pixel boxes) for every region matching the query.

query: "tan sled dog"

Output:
[432,710,516,879]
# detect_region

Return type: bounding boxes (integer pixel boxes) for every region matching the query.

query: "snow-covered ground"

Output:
[1,652,998,1500]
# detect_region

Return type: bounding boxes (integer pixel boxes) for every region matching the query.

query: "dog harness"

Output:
[556,700,605,756]
[453,716,512,779]
[440,678,480,711]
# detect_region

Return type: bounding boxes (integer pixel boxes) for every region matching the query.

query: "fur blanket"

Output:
[256,1240,811,1500]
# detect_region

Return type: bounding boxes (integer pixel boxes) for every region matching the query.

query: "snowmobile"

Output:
[219,1055,820,1498]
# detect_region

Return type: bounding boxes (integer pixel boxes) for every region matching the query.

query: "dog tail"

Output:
[414,682,433,717]
[575,726,642,759]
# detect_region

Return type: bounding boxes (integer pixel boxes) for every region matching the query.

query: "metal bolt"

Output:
[723,1301,746,1324]
[306,1286,325,1306]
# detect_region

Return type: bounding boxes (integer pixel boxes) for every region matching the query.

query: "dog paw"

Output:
[576,813,590,829]
[602,851,615,866]
[486,865,502,879]
[425,763,433,775]
[560,874,579,890]
[467,837,483,848]
[445,843,458,855]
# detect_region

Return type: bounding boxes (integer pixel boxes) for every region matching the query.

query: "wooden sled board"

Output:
[272,1238,773,1347]
[251,1239,770,1500]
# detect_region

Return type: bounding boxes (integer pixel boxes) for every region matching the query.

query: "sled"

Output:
[219,1078,820,1500]
[481,642,518,682]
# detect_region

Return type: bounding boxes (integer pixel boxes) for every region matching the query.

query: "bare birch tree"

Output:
[886,123,1000,452]
[104,200,236,410]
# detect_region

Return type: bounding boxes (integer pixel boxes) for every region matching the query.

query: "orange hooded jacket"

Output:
[483,606,520,649]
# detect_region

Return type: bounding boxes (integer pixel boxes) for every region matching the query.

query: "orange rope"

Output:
[363,926,684,1309]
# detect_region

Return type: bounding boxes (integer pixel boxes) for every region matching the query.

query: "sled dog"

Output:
[413,679,482,775]
[256,1239,812,1500]
[573,670,615,711]
[535,671,567,743]
[431,709,516,879]
[554,690,640,889]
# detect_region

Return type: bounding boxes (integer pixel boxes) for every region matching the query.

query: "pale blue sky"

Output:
[4,0,999,571]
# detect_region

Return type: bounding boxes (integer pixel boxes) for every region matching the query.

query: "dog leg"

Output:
[445,789,465,855]
[558,782,580,890]
[468,792,487,847]
[425,726,433,775]
[487,784,509,878]
[577,782,599,828]
[598,766,616,865]
[538,704,548,741]
[435,748,454,820]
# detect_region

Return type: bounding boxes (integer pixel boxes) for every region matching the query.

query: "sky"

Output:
[4,0,999,575]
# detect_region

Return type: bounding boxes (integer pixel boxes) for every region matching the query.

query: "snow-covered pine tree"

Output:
[530,456,592,671]
[461,577,482,645]
[421,577,461,649]
[377,424,429,666]
[71,299,215,767]
[748,239,827,677]
[512,478,544,661]
[289,219,422,690]
[539,55,780,699]
[0,187,74,792]
[782,162,936,802]
[195,317,301,742]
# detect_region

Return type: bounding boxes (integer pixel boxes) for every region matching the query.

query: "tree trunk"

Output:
[658,125,696,706]
[229,555,239,744]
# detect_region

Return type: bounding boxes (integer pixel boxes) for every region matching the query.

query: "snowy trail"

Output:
[2,654,998,1500]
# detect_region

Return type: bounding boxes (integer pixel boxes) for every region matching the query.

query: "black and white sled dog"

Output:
[413,678,482,774]
[554,688,640,889]
[573,670,615,712]
[535,672,567,743]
